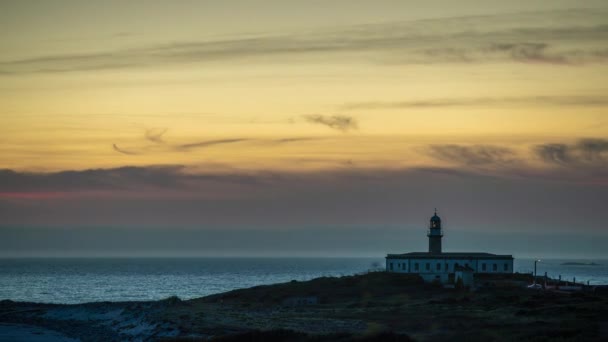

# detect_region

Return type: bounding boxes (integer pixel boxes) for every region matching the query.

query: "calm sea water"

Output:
[0,257,606,304]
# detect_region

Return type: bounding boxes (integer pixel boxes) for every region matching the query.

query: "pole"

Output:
[534,259,541,285]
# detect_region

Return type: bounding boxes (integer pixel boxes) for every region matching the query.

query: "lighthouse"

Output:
[385,209,514,283]
[427,209,443,254]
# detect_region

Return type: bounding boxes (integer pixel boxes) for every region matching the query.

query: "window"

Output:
[504,263,508,271]
[445,263,449,271]
[426,263,430,271]
[398,263,401,269]
[493,263,498,271]
[390,263,393,271]
[415,263,419,271]
[482,263,486,271]
[436,263,441,271]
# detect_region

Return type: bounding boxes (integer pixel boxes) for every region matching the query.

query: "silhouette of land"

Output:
[561,262,601,266]
[1,272,607,341]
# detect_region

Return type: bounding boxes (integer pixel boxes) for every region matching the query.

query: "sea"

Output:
[0,257,607,304]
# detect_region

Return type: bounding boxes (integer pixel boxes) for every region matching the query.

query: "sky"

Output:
[1,0,607,258]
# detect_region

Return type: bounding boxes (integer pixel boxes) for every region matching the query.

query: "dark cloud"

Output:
[0,165,188,193]
[0,164,606,258]
[578,138,608,161]
[0,165,282,198]
[535,144,570,164]
[341,95,608,110]
[429,145,514,166]
[302,114,358,132]
[1,10,607,74]
[112,144,140,155]
[535,138,608,165]
[484,43,568,64]
[2,138,607,199]
[145,128,167,144]
[424,140,607,182]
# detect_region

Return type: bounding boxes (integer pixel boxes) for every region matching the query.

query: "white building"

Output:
[386,211,514,283]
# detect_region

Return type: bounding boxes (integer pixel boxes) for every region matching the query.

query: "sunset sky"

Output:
[1,1,607,257]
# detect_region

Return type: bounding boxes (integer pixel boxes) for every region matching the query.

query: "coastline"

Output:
[1,272,607,341]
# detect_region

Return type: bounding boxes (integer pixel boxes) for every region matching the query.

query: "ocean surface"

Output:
[1,257,607,304]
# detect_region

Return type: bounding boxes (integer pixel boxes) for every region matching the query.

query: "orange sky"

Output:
[1,1,608,256]
[1,0,607,173]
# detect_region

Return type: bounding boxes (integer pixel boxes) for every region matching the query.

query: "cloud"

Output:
[0,165,275,198]
[578,138,608,161]
[110,135,324,156]
[145,128,167,144]
[4,139,607,203]
[1,9,607,74]
[341,95,608,110]
[112,144,140,155]
[176,138,250,151]
[484,43,567,64]
[0,164,606,243]
[422,140,607,183]
[272,137,322,144]
[429,145,514,166]
[3,140,607,197]
[535,144,570,164]
[302,114,358,132]
[535,138,608,165]
[0,166,186,193]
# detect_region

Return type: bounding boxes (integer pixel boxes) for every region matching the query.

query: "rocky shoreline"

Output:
[1,272,607,341]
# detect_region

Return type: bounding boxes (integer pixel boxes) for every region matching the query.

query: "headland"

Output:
[1,272,607,341]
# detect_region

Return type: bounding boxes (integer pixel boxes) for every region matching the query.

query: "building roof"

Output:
[386,252,513,259]
[430,209,441,222]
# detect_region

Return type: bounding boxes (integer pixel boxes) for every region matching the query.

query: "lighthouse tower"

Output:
[427,209,443,254]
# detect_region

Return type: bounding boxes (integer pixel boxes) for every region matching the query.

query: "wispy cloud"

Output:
[534,138,608,165]
[112,144,140,155]
[175,136,326,150]
[425,139,608,183]
[302,114,358,132]
[429,145,514,166]
[342,95,608,110]
[175,138,250,151]
[1,9,607,74]
[272,137,322,144]
[145,128,167,144]
[110,134,325,156]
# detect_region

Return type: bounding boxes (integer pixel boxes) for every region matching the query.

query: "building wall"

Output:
[455,270,474,287]
[386,257,513,275]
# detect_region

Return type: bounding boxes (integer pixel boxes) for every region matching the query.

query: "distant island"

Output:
[561,262,601,266]
[1,272,607,341]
